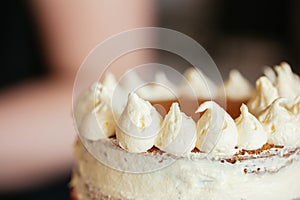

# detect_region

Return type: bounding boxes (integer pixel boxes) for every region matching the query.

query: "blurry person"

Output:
[0,0,156,198]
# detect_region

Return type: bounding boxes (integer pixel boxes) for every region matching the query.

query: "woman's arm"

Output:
[0,0,155,190]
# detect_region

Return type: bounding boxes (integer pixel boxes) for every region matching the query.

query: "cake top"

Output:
[74,62,300,157]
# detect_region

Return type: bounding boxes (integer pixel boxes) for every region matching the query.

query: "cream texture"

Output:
[195,101,238,155]
[247,76,279,116]
[223,69,254,100]
[249,63,300,117]
[263,66,276,83]
[259,98,300,146]
[235,104,268,150]
[72,140,300,200]
[72,64,300,199]
[102,72,117,94]
[74,73,117,125]
[79,100,115,140]
[179,68,218,99]
[289,96,300,121]
[116,93,162,153]
[137,71,177,101]
[74,82,103,125]
[155,103,196,155]
[120,70,144,93]
[274,62,300,99]
[76,83,116,140]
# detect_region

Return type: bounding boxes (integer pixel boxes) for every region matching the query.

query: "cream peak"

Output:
[116,92,162,153]
[155,103,196,155]
[195,101,238,155]
[259,98,300,146]
[235,104,268,150]
[247,76,279,116]
[274,62,300,99]
[179,68,218,99]
[223,69,254,100]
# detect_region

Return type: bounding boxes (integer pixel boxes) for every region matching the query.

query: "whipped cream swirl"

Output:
[223,69,253,101]
[74,73,117,124]
[155,103,196,155]
[235,104,268,150]
[179,68,217,99]
[259,98,300,146]
[116,93,162,153]
[274,62,300,99]
[79,84,116,140]
[138,71,177,101]
[263,66,276,83]
[74,83,102,125]
[247,76,279,116]
[196,101,238,155]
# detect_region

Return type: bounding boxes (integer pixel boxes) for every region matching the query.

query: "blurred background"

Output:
[158,0,300,83]
[1,0,300,199]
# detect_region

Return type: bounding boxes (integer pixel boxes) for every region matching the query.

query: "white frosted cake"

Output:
[71,63,300,200]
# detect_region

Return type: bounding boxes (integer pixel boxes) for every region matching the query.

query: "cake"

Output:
[71,62,300,200]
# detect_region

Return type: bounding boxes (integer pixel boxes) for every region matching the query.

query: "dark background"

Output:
[158,0,300,83]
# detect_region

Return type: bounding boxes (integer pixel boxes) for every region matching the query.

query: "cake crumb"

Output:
[191,147,201,153]
[238,143,283,156]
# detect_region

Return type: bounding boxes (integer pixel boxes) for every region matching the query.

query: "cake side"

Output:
[72,63,300,200]
[71,139,300,200]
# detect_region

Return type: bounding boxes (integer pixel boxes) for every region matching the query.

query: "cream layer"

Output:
[72,139,300,200]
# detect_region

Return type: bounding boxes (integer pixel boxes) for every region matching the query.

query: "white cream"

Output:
[247,76,279,116]
[119,70,145,93]
[78,85,116,140]
[179,68,218,99]
[102,72,117,94]
[274,62,300,99]
[137,71,177,101]
[74,82,107,125]
[73,139,300,200]
[223,69,254,101]
[196,101,238,155]
[79,105,116,141]
[155,103,196,155]
[112,70,145,117]
[74,73,117,125]
[259,98,300,146]
[288,96,300,122]
[235,104,268,150]
[116,93,162,153]
[72,62,300,200]
[263,66,276,83]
